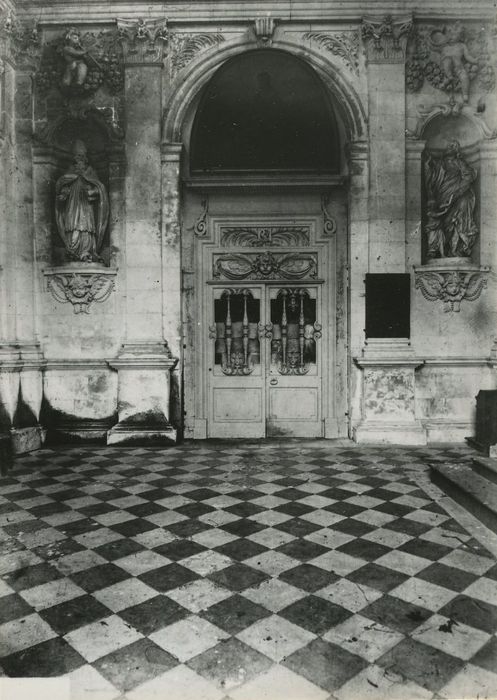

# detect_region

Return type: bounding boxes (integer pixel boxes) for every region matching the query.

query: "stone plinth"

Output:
[469,390,497,457]
[107,344,178,445]
[354,339,426,445]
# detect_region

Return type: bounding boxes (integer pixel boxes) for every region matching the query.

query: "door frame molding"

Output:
[182,204,348,439]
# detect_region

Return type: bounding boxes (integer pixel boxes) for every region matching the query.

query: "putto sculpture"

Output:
[424,140,478,260]
[55,140,109,263]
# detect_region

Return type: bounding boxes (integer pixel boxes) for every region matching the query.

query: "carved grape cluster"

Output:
[406,61,425,92]
[102,51,124,93]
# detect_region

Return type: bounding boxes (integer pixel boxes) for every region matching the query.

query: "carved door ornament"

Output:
[220,226,310,247]
[272,289,322,376]
[213,289,257,376]
[213,251,318,280]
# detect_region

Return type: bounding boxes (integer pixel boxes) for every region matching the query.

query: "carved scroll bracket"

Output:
[44,266,117,314]
[321,195,338,237]
[414,262,490,312]
[192,197,209,237]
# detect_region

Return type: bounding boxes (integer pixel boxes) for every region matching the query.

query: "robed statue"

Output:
[424,140,478,260]
[55,140,109,263]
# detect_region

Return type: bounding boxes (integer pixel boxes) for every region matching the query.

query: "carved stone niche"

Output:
[34,112,123,313]
[414,113,490,311]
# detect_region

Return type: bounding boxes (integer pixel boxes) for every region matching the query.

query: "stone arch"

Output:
[162,37,366,146]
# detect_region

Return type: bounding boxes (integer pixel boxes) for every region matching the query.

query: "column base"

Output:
[353,421,427,445]
[107,424,177,446]
[10,426,46,454]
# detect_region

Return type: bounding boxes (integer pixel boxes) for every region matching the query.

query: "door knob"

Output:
[270,378,278,385]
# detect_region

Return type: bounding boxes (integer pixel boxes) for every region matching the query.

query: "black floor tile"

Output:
[438,595,497,634]
[208,563,269,592]
[416,563,479,592]
[275,518,322,538]
[39,594,110,635]
[3,562,63,592]
[283,638,368,693]
[276,539,328,562]
[0,593,34,624]
[216,538,268,562]
[1,637,86,677]
[361,594,431,634]
[70,563,130,593]
[279,564,339,592]
[377,637,464,692]
[280,595,352,634]
[201,594,270,634]
[154,539,206,561]
[119,594,189,635]
[139,563,200,592]
[337,538,391,562]
[94,538,145,562]
[94,638,178,691]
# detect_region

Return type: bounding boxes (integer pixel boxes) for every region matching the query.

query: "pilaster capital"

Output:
[117,17,169,66]
[361,14,413,64]
[0,8,41,71]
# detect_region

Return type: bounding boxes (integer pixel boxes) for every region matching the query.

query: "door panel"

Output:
[208,286,266,438]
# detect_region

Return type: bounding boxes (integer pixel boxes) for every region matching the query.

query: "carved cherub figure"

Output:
[429,22,478,102]
[61,28,88,86]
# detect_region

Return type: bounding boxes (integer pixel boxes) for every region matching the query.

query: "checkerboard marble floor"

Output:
[0,441,496,699]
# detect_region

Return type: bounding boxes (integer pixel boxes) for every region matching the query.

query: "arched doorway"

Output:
[181,49,350,439]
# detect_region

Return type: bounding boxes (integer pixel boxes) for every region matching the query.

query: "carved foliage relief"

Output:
[303,31,359,75]
[170,33,225,77]
[406,21,495,99]
[220,226,311,247]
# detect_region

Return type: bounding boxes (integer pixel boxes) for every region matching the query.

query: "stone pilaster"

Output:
[405,139,426,269]
[106,19,178,445]
[362,15,412,273]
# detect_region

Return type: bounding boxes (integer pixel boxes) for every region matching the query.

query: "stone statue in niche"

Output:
[55,140,109,263]
[424,140,478,260]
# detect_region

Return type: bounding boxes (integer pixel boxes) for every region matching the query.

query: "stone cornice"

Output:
[15,2,497,24]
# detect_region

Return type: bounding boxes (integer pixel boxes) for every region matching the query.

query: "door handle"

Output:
[270,378,278,386]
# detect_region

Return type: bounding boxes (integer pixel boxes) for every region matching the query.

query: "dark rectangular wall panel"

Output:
[365,274,410,338]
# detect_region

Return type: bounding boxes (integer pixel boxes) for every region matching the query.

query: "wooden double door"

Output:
[209,283,323,438]
[183,189,348,440]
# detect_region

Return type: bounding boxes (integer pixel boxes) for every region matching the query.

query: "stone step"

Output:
[0,434,13,476]
[473,457,497,486]
[430,462,497,535]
